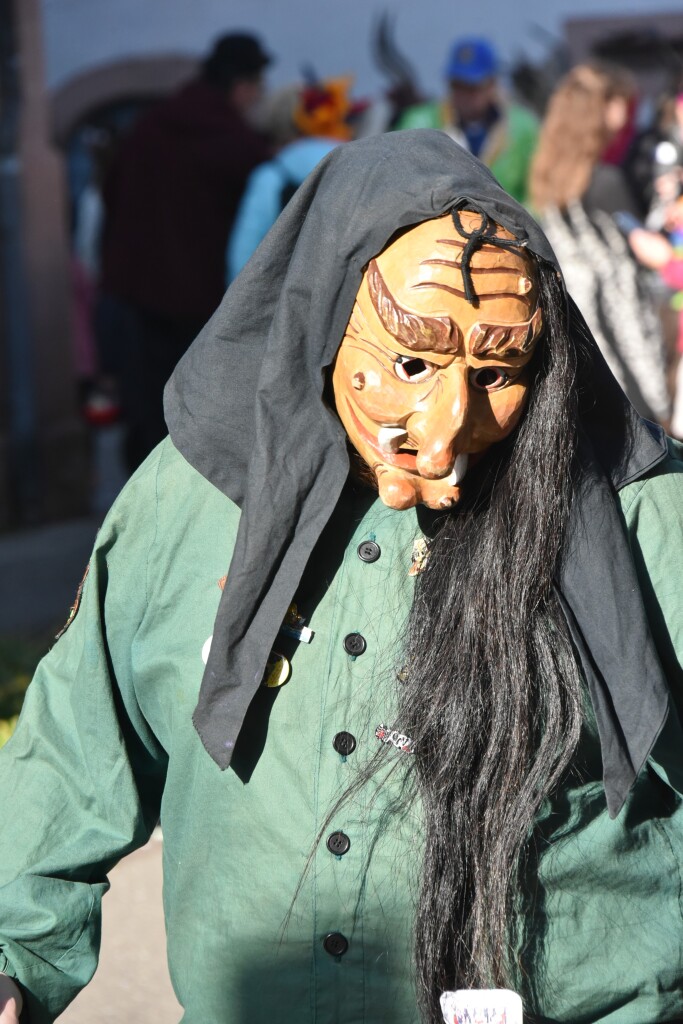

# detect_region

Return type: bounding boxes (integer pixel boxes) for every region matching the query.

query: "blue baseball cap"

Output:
[444,38,498,84]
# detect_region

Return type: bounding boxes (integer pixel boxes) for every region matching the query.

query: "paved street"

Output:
[0,490,180,1021]
[0,517,99,635]
[59,833,181,1023]
[0,425,127,636]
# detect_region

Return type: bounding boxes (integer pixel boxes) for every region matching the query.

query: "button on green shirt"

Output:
[2,437,683,1023]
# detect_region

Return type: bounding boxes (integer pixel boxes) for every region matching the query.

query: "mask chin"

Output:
[376,468,464,511]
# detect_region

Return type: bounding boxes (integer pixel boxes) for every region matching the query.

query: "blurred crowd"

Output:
[67,30,683,484]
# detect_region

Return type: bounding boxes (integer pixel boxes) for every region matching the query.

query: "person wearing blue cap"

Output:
[396,37,538,205]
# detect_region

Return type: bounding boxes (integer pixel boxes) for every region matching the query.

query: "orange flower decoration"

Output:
[293,76,354,141]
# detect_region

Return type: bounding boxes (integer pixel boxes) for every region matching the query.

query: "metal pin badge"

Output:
[263,652,291,688]
[409,538,429,577]
[375,724,415,754]
[279,602,314,644]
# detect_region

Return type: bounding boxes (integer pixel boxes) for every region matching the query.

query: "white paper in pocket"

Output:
[440,988,523,1024]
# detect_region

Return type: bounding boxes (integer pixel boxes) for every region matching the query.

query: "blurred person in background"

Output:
[648,97,683,236]
[621,75,683,433]
[72,127,123,429]
[395,37,538,205]
[645,91,683,437]
[99,32,271,472]
[623,72,683,225]
[529,61,671,427]
[227,77,353,282]
[630,199,683,439]
[350,12,425,136]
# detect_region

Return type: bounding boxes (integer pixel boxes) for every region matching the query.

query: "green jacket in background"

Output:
[2,437,683,1022]
[395,100,539,207]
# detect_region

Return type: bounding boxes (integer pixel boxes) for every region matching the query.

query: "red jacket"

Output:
[101,79,269,322]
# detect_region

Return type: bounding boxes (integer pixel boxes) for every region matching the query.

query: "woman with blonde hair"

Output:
[529,62,671,424]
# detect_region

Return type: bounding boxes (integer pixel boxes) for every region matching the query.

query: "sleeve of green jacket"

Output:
[0,448,168,1023]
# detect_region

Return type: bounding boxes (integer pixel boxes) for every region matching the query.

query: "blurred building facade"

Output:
[0,0,87,529]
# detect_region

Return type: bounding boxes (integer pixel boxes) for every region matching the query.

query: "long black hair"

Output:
[398,260,589,1019]
[298,254,592,1022]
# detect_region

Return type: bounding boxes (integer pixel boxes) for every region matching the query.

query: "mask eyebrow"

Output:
[366,260,459,354]
[468,307,543,356]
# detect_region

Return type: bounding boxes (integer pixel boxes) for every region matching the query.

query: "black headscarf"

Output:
[165,129,668,817]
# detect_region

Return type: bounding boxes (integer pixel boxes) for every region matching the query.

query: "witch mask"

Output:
[332,210,543,510]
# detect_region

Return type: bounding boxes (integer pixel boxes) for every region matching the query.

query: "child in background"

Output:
[227,77,355,282]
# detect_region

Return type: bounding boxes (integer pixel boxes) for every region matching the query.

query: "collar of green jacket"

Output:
[164,130,669,817]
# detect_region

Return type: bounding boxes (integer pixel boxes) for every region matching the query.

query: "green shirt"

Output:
[2,437,683,1023]
[395,101,539,207]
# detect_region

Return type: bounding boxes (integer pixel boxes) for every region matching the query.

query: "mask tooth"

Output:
[447,453,469,485]
[377,426,409,453]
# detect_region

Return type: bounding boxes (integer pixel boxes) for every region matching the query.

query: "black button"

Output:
[357,540,381,563]
[323,932,349,957]
[326,831,351,855]
[333,731,357,756]
[343,632,366,656]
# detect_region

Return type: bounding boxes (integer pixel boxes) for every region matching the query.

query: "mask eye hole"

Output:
[470,367,511,392]
[394,355,434,383]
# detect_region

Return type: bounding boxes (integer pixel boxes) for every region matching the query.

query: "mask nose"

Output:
[414,366,470,479]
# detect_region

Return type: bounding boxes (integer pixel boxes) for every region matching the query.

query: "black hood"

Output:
[165,129,668,816]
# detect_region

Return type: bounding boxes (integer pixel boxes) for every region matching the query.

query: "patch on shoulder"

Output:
[55,564,90,639]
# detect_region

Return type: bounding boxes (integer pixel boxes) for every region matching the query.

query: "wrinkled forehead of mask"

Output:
[373,208,540,340]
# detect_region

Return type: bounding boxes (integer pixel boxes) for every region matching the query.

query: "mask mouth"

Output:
[446,452,469,485]
[382,426,469,485]
[405,449,470,483]
[347,403,472,481]
[353,412,419,470]
[378,425,409,453]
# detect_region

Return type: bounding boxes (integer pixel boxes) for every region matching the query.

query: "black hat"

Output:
[202,32,273,86]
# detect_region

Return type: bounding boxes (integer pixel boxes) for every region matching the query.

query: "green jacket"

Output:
[396,100,538,206]
[2,436,683,1023]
